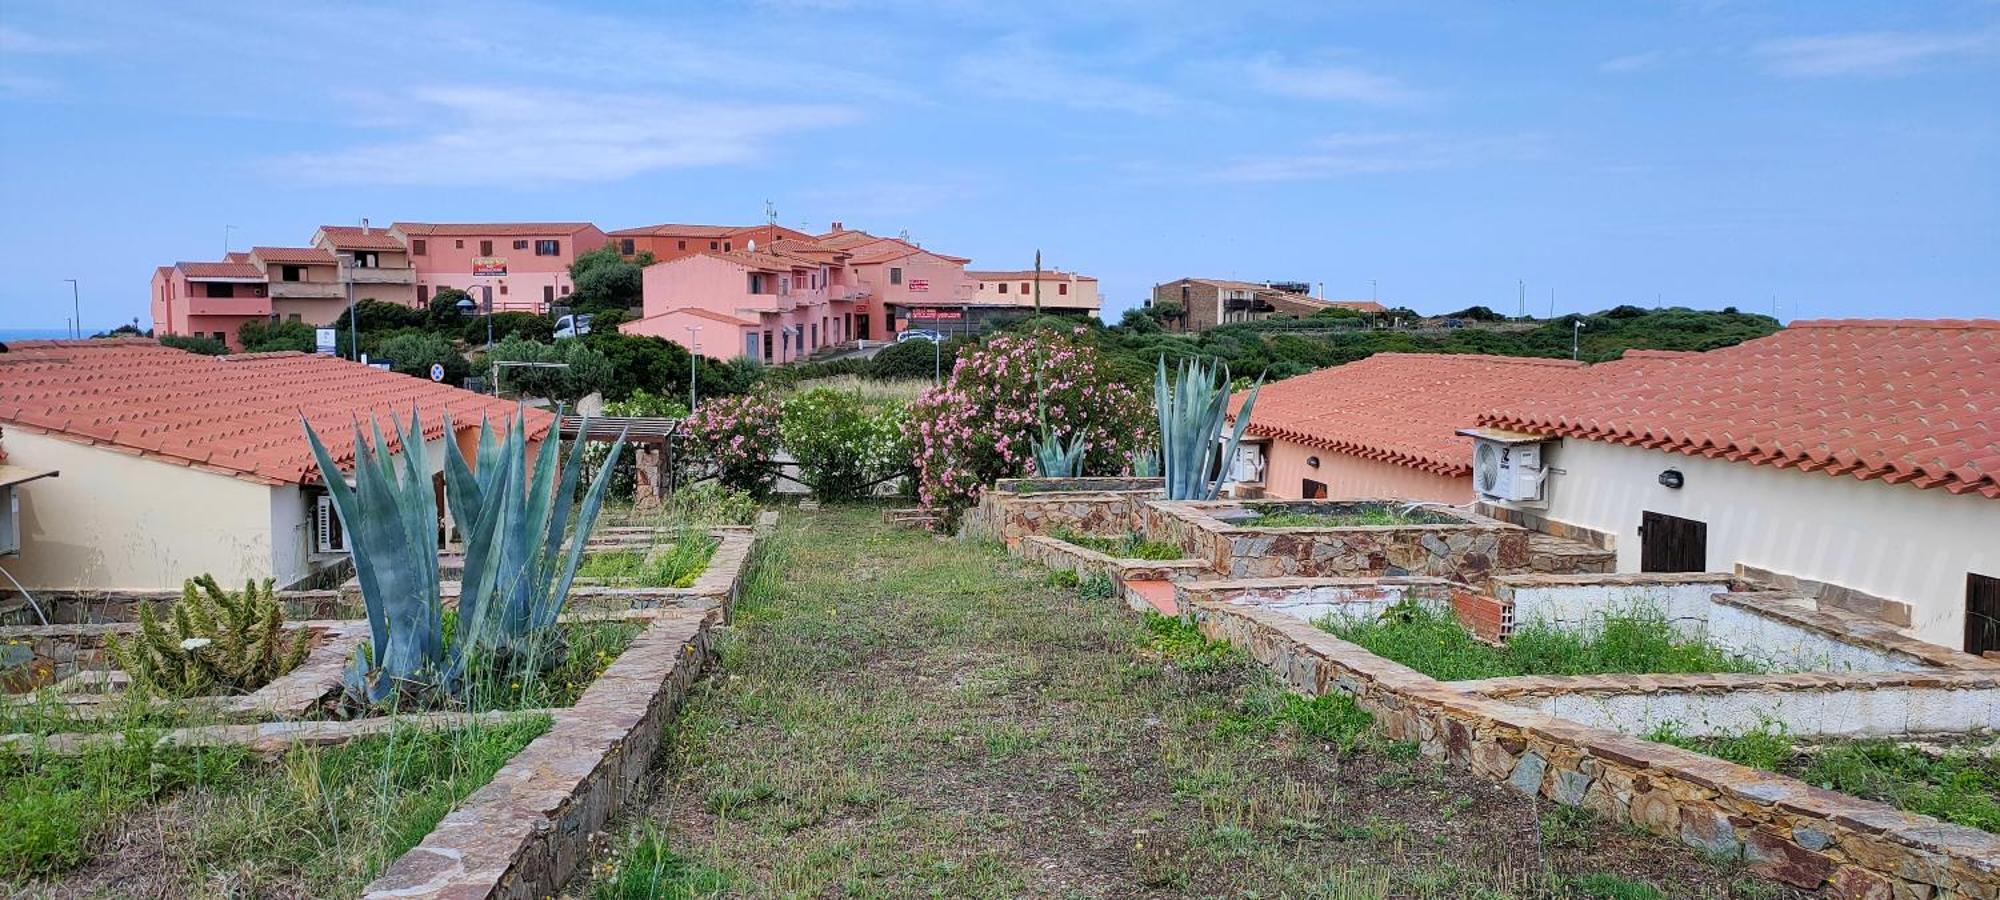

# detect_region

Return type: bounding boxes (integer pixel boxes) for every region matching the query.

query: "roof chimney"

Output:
[830,221,844,232]
[361,217,371,234]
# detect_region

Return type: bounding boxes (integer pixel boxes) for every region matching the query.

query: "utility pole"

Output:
[1033,249,1042,314]
[338,253,358,360]
[223,224,237,257]
[1548,288,1555,319]
[1518,279,1525,318]
[685,325,702,411]
[1369,279,1377,303]
[1572,320,1586,360]
[64,279,79,338]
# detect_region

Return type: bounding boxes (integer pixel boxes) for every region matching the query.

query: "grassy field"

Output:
[573,507,1800,898]
[1319,603,1767,681]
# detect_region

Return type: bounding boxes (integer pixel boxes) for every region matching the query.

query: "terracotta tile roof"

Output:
[177,261,266,279]
[1480,319,2000,499]
[848,245,922,265]
[316,225,406,251]
[1327,300,1386,313]
[393,222,598,237]
[1232,353,1591,477]
[815,229,885,250]
[610,223,756,238]
[249,246,336,265]
[626,307,758,328]
[700,249,808,272]
[969,270,1097,282]
[0,339,549,486]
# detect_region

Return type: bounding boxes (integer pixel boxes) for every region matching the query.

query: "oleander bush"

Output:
[684,391,784,497]
[778,388,909,501]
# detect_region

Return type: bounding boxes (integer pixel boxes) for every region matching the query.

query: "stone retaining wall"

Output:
[2,588,349,627]
[1017,536,1211,585]
[1185,596,2000,897]
[1464,671,2000,738]
[1179,576,1456,625]
[1141,499,1530,583]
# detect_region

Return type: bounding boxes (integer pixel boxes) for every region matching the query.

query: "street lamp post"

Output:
[1572,320,1587,361]
[685,325,702,411]
[63,279,79,338]
[336,253,358,360]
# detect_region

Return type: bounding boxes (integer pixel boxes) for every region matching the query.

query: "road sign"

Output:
[314,328,337,355]
[429,363,446,382]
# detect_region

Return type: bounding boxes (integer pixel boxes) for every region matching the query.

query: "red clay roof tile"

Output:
[0,339,550,486]
[1232,353,1592,477]
[1479,319,2000,500]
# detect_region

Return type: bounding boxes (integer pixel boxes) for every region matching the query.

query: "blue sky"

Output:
[1,0,1995,331]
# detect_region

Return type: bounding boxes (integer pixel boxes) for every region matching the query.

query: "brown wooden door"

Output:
[1302,479,1328,499]
[1639,511,1706,572]
[1968,573,2000,656]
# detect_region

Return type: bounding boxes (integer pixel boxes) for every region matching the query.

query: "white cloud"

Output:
[1754,29,1995,77]
[1600,50,1670,74]
[268,87,858,186]
[1197,132,1545,183]
[954,35,1179,114]
[1245,55,1420,105]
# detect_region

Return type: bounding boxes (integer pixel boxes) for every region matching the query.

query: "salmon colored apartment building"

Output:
[392,222,609,314]
[608,223,814,265]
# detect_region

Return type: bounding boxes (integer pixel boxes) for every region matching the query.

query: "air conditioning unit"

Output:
[315,494,348,554]
[1472,438,1546,502]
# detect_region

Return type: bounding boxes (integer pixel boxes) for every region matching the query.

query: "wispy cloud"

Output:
[954,35,1179,114]
[0,73,64,100]
[1754,29,1995,77]
[1192,132,1545,183]
[0,25,95,55]
[1244,55,1421,105]
[1600,50,1670,74]
[267,87,857,186]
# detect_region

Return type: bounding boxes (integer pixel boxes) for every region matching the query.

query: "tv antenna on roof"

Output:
[765,200,777,226]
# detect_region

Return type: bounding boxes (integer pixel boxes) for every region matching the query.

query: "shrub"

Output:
[373,330,471,384]
[104,575,311,696]
[159,334,228,355]
[237,319,315,353]
[685,391,783,497]
[868,336,966,380]
[905,329,1150,515]
[483,336,612,402]
[779,388,909,501]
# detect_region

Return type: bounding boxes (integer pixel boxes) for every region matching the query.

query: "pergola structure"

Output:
[558,415,684,506]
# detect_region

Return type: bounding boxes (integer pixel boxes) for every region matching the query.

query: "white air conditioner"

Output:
[315,494,348,554]
[1472,438,1546,502]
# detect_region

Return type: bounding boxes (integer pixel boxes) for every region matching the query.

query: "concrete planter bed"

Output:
[1176,575,2000,895]
[0,516,769,899]
[1140,498,1532,583]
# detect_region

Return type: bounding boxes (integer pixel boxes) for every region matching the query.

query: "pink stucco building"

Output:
[621,243,863,362]
[150,256,271,347]
[391,222,609,314]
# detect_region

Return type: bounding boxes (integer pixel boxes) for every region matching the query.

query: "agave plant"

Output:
[303,406,625,709]
[1154,356,1260,501]
[1129,446,1161,478]
[1031,428,1087,477]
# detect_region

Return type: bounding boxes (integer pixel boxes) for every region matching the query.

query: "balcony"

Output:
[268,280,344,300]
[186,295,272,317]
[345,266,416,285]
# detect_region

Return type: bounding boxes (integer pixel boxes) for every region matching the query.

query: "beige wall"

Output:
[1261,438,1470,503]
[1512,438,2000,648]
[4,430,278,590]
[970,276,1100,311]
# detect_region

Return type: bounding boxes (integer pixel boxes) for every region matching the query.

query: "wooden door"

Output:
[1639,510,1706,573]
[1302,479,1328,499]
[1968,573,2000,656]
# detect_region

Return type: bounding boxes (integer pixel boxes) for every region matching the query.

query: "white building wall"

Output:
[1524,438,2000,648]
[4,430,276,590]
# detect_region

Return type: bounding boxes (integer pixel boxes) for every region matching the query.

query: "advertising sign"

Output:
[314,328,337,355]
[472,257,508,276]
[908,307,963,322]
[907,278,930,292]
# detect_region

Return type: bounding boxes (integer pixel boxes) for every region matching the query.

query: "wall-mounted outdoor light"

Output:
[1306,456,1321,468]
[1658,469,1685,489]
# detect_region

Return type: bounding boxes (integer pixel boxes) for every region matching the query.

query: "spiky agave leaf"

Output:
[1154,356,1262,501]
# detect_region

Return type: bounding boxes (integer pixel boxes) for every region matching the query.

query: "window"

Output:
[745,332,759,360]
[1020,282,1030,294]
[748,273,765,294]
[763,329,774,363]
[709,240,719,250]
[499,284,509,295]
[1302,479,1328,499]
[286,313,302,322]
[543,285,555,304]
[412,239,427,256]
[778,276,790,296]
[512,239,529,251]
[723,241,732,251]
[998,283,1008,294]
[456,239,465,249]
[204,282,235,298]
[418,284,430,303]
[678,240,687,251]
[560,284,571,295]
[619,239,635,255]
[535,239,559,256]
[480,240,494,255]
[351,251,380,268]
[1058,283,1068,296]
[890,267,903,285]
[281,265,304,282]
[1969,573,2000,656]
[810,323,818,348]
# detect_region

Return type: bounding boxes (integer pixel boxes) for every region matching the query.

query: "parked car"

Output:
[897,328,942,344]
[554,313,593,339]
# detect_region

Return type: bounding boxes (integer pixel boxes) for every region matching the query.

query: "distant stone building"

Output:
[1149,278,1370,332]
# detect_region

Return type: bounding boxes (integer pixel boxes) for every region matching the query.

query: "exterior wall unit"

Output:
[1516,439,2000,647]
[1261,437,1470,503]
[3,430,277,590]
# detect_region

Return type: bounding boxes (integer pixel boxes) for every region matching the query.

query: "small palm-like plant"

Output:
[303,406,625,710]
[1155,356,1260,501]
[105,575,311,696]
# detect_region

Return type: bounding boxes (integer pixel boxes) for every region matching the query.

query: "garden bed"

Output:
[1649,728,2000,834]
[1235,501,1460,528]
[1316,602,1770,681]
[575,535,719,589]
[1046,528,1185,561]
[1140,498,1533,582]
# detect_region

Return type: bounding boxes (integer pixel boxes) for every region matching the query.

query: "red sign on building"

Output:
[908,307,963,322]
[908,279,930,292]
[472,257,508,276]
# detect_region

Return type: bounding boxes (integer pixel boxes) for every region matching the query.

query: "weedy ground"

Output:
[1320,602,1768,682]
[572,506,1802,899]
